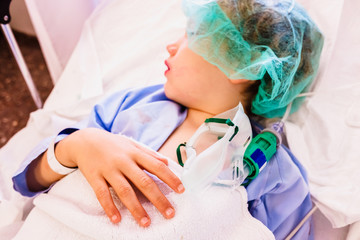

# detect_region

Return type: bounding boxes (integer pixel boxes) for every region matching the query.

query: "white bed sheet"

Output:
[285,0,360,229]
[1,0,360,239]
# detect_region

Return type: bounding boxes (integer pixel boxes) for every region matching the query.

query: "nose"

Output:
[166,43,178,57]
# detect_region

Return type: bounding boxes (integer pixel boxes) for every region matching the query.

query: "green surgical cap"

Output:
[182,0,324,118]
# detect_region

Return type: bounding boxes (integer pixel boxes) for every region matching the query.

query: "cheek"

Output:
[164,75,201,104]
[173,65,202,79]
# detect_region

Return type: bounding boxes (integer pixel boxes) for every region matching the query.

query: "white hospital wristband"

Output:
[47,136,77,175]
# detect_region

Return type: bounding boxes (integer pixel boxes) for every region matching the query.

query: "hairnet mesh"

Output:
[182,0,324,118]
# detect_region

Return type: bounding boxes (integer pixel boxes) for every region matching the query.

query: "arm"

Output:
[14,85,185,227]
[25,128,79,193]
[24,128,184,227]
[246,146,313,240]
[25,149,66,193]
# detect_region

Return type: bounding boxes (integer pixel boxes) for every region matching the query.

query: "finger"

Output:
[135,151,184,194]
[89,178,121,224]
[127,138,168,165]
[125,167,176,220]
[107,173,151,227]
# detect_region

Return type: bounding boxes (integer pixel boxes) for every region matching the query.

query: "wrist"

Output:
[46,128,79,175]
[54,135,77,168]
[47,136,76,175]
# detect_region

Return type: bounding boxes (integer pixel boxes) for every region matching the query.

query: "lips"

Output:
[165,60,170,75]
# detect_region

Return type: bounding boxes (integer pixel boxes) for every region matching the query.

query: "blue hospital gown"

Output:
[13,84,313,240]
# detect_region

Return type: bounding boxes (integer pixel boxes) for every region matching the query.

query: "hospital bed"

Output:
[0,0,359,239]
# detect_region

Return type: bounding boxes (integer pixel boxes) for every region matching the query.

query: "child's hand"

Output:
[56,128,185,227]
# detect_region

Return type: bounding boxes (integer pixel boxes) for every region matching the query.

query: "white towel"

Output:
[13,161,274,240]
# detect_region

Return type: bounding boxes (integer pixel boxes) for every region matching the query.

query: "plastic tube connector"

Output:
[243,130,278,181]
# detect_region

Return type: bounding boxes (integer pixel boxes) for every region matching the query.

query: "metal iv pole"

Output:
[1,0,42,108]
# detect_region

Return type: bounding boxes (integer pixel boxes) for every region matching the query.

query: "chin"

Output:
[163,84,183,105]
[163,83,174,100]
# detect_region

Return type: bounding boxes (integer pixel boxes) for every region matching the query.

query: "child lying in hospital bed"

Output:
[8,0,324,239]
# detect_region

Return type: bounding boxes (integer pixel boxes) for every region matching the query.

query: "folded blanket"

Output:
[13,160,274,240]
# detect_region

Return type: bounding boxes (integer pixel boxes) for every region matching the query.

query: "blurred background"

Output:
[0,0,52,148]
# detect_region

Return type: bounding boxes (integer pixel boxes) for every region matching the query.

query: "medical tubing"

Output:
[280,83,360,123]
[281,101,293,123]
[231,147,250,186]
[299,83,360,98]
[262,121,284,146]
[285,205,318,240]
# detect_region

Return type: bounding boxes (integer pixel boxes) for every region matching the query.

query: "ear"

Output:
[228,79,251,85]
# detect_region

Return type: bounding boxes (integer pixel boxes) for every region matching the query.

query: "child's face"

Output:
[164,33,230,113]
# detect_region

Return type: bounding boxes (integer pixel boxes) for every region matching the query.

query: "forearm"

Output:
[25,136,75,192]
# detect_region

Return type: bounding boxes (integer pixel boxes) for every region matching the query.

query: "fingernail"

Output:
[141,217,150,226]
[165,208,174,218]
[111,215,119,222]
[177,184,185,193]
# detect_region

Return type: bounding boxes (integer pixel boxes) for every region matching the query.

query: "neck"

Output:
[185,108,215,129]
[184,79,256,126]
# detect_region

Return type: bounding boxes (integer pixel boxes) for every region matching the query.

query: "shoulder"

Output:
[270,145,309,191]
[94,84,170,110]
[246,120,309,199]
[104,84,167,103]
